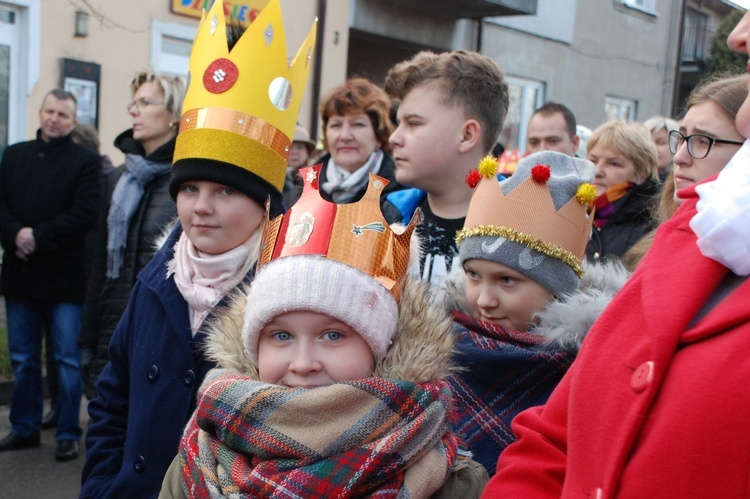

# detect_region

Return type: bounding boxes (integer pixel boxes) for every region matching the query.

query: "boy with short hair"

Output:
[384,50,509,284]
[159,167,488,499]
[442,151,628,475]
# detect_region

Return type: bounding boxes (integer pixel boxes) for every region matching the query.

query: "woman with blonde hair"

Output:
[585,119,660,261]
[78,70,186,400]
[643,115,679,181]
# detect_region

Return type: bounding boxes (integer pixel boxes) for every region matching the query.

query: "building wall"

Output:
[482,0,680,137]
[20,0,319,164]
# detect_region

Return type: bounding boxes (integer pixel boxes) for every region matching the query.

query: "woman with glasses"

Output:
[585,120,661,262]
[624,75,748,271]
[78,71,186,400]
[670,74,747,201]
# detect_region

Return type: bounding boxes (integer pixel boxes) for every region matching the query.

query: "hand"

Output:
[15,248,28,261]
[15,227,36,256]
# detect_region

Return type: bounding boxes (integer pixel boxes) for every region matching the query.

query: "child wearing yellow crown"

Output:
[81,2,317,497]
[439,151,629,476]
[158,166,488,498]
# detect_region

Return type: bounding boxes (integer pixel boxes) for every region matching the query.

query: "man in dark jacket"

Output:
[0,88,101,461]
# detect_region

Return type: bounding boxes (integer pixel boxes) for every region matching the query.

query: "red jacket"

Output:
[484,181,750,498]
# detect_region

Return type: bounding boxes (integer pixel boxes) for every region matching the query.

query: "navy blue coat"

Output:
[81,224,251,499]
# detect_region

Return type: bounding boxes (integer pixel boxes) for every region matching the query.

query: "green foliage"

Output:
[703,10,747,80]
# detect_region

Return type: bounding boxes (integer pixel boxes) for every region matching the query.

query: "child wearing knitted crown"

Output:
[81,2,317,498]
[159,166,488,499]
[440,151,629,476]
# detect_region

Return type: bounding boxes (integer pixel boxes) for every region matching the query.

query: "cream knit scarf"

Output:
[169,231,257,334]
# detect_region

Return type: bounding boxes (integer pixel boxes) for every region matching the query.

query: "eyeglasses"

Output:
[668,129,743,160]
[126,98,164,112]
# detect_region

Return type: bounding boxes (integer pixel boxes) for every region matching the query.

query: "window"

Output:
[682,8,711,64]
[605,96,637,122]
[150,21,195,77]
[499,76,545,155]
[621,0,656,15]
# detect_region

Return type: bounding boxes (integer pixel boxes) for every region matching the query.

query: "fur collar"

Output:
[203,276,457,384]
[435,259,630,351]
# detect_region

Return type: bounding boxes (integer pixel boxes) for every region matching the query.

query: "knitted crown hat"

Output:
[242,255,398,364]
[241,165,418,364]
[169,0,317,217]
[457,151,596,296]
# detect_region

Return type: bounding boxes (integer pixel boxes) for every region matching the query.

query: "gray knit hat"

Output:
[457,151,596,296]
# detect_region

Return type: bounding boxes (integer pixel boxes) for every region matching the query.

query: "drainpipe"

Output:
[671,0,688,116]
[310,0,326,144]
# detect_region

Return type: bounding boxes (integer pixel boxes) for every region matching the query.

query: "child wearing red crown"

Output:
[159,168,487,498]
[437,151,629,476]
[81,2,317,497]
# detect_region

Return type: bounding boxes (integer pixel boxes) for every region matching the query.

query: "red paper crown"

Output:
[258,165,420,301]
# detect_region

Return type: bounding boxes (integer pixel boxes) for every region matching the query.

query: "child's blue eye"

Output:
[465,270,479,280]
[323,330,342,341]
[221,187,236,195]
[500,276,516,286]
[273,331,292,341]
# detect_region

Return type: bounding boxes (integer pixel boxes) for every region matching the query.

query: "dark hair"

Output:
[532,102,577,138]
[319,78,393,152]
[45,88,77,112]
[385,49,509,153]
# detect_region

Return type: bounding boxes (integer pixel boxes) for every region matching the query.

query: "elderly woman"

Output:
[643,115,679,182]
[585,120,660,262]
[316,78,403,210]
[78,70,185,400]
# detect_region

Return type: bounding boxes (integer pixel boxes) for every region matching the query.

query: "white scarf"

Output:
[690,140,750,276]
[320,149,384,203]
[168,231,257,335]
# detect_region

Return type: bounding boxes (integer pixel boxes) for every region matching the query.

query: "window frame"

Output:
[605,96,637,122]
[150,20,195,77]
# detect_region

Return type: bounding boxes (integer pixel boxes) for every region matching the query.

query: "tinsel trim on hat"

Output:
[455,225,584,278]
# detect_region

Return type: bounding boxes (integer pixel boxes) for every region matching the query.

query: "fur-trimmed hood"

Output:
[203,275,457,384]
[436,259,631,351]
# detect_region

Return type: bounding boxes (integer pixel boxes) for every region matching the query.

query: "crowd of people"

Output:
[0,0,749,496]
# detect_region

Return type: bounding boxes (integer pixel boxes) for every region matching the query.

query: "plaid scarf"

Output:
[592,181,633,228]
[448,312,575,475]
[180,368,458,498]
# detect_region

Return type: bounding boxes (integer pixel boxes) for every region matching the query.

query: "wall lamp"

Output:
[75,10,89,37]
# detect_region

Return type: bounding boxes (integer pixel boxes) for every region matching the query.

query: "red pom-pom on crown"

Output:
[531,165,551,184]
[465,169,482,188]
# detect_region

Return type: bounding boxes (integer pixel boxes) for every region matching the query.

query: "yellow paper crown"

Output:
[174,0,317,191]
[456,156,595,277]
[258,166,420,302]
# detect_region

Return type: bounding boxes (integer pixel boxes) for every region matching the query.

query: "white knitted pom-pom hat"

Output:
[242,255,398,364]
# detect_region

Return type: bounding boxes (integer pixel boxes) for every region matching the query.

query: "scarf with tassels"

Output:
[106,153,171,278]
[179,369,459,499]
[591,181,633,228]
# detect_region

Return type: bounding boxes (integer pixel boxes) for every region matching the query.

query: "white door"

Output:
[0,4,22,154]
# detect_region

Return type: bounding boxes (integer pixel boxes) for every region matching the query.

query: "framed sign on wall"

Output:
[61,58,101,128]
